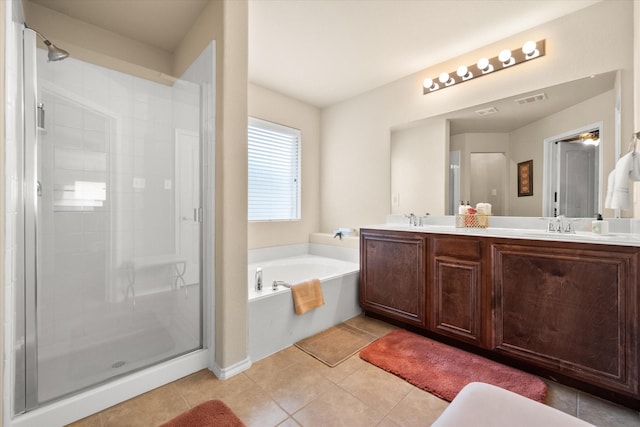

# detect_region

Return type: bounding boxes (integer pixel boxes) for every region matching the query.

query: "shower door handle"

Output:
[37,181,42,197]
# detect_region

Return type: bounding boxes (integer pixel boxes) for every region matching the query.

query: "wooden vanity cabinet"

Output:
[359,228,640,406]
[359,230,427,328]
[492,241,639,396]
[430,236,487,347]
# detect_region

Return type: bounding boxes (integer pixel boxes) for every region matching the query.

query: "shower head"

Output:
[41,38,70,62]
[27,26,70,61]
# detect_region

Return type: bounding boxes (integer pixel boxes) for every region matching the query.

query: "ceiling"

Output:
[29,0,601,107]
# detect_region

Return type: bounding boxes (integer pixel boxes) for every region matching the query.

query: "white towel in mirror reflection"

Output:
[605,152,640,210]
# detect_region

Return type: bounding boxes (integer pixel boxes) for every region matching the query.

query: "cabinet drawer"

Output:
[433,236,481,259]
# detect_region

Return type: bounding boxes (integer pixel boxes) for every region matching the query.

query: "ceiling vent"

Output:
[475,107,498,116]
[514,93,547,105]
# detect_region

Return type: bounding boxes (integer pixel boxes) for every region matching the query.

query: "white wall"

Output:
[320,1,634,231]
[390,120,448,215]
[247,83,320,248]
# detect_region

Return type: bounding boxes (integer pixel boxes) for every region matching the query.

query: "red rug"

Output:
[159,400,245,427]
[360,329,546,403]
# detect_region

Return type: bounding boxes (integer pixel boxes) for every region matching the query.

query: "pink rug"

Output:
[159,400,245,427]
[360,329,546,402]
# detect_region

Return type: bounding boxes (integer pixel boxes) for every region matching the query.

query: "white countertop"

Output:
[363,222,640,247]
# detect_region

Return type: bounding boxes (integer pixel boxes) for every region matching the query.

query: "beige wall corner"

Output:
[248,83,321,249]
[215,0,249,369]
[173,0,223,78]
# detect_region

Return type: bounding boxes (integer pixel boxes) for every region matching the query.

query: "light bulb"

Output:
[522,41,536,55]
[498,49,515,67]
[423,78,439,91]
[522,40,539,59]
[477,57,493,74]
[498,49,511,62]
[456,65,473,81]
[439,72,450,84]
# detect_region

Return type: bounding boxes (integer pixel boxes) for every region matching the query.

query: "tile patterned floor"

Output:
[68,315,640,427]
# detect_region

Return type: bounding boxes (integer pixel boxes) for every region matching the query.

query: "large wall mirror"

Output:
[391,70,619,217]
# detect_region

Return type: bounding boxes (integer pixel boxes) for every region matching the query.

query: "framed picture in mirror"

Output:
[518,160,533,197]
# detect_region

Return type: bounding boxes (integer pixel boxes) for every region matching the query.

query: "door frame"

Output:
[542,122,603,217]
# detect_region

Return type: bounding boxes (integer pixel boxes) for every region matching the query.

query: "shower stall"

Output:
[7,23,214,423]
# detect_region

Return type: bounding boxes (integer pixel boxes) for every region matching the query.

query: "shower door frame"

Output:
[17,29,210,415]
[20,27,39,413]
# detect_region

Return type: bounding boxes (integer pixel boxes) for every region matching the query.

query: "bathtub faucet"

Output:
[255,267,262,291]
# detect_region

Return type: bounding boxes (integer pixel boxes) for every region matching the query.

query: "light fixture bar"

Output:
[423,40,545,95]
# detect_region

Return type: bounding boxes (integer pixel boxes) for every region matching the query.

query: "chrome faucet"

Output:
[255,267,262,291]
[547,216,575,233]
[405,213,417,226]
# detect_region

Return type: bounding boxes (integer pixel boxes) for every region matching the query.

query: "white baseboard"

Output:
[211,357,252,380]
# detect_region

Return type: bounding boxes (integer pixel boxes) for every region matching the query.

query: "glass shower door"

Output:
[30,45,203,405]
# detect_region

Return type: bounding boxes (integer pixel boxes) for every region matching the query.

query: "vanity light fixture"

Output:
[422,39,546,95]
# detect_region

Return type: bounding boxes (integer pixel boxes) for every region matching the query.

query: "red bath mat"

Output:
[159,399,245,427]
[360,329,546,403]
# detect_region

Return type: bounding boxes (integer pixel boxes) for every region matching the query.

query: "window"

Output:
[248,117,301,221]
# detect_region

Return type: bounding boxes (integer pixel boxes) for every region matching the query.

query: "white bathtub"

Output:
[248,250,361,361]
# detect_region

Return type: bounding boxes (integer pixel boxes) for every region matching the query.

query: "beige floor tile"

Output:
[386,388,449,427]
[292,382,385,427]
[260,362,337,414]
[544,380,578,416]
[65,413,102,427]
[298,351,369,384]
[173,369,255,407]
[376,417,402,427]
[99,383,188,427]
[245,346,309,385]
[223,385,289,427]
[344,314,397,338]
[277,417,302,426]
[338,362,413,415]
[578,392,640,426]
[62,316,640,427]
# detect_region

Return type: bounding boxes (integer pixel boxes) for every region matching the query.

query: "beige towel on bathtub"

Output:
[291,279,324,315]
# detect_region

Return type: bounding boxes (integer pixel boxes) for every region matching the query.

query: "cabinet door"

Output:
[492,243,638,395]
[431,237,483,345]
[360,231,427,327]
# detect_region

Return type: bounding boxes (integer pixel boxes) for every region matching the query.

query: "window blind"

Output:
[248,117,301,221]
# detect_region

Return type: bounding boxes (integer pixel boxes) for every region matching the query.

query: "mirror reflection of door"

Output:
[548,129,599,217]
[449,151,461,215]
[470,152,506,215]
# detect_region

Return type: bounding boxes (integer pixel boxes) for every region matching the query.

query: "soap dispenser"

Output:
[592,214,609,235]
